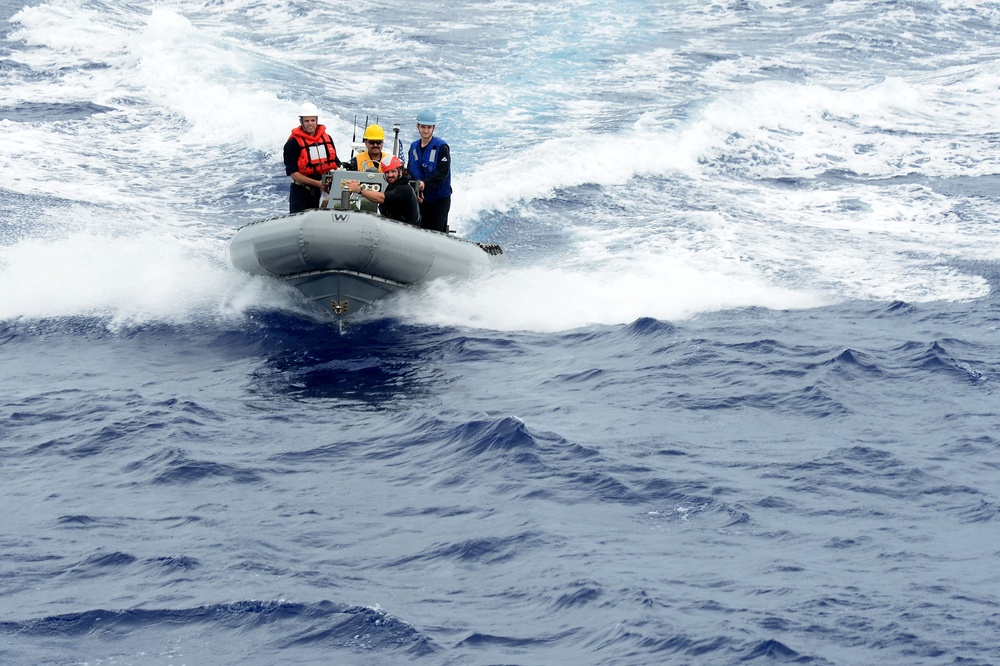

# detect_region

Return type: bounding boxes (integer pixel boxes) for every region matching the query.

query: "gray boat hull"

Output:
[225,209,505,316]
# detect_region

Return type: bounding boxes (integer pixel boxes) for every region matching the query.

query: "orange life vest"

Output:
[353,150,384,173]
[290,125,338,177]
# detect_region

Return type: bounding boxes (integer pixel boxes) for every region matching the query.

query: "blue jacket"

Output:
[408,136,452,203]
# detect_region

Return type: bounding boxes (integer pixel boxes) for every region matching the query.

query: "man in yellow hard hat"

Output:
[344,124,386,172]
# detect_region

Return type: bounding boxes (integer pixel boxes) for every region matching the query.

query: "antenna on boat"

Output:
[351,114,369,160]
[392,123,400,160]
[350,114,357,160]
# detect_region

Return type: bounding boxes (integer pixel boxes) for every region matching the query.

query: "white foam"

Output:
[381,244,825,332]
[0,224,295,329]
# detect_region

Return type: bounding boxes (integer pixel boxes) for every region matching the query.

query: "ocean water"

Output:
[2,0,1000,664]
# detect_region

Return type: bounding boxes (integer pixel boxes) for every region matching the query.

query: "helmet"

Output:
[416,108,437,125]
[382,155,404,172]
[363,124,386,141]
[298,102,320,118]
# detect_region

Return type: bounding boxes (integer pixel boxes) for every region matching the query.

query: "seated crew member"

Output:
[283,102,340,214]
[345,155,420,226]
[344,124,386,172]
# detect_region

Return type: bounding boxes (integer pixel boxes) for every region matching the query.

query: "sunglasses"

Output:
[365,140,383,145]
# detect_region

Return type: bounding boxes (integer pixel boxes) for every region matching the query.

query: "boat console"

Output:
[320,169,388,212]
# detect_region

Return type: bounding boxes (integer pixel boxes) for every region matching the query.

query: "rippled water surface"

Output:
[2,1,1000,664]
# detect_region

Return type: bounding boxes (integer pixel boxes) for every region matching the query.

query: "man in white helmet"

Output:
[283,102,341,214]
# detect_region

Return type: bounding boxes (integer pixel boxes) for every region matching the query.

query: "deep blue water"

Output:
[3,0,1000,664]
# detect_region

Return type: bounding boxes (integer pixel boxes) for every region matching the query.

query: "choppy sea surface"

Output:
[2,1,1000,664]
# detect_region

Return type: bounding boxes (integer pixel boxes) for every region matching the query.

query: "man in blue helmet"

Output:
[407,109,452,233]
